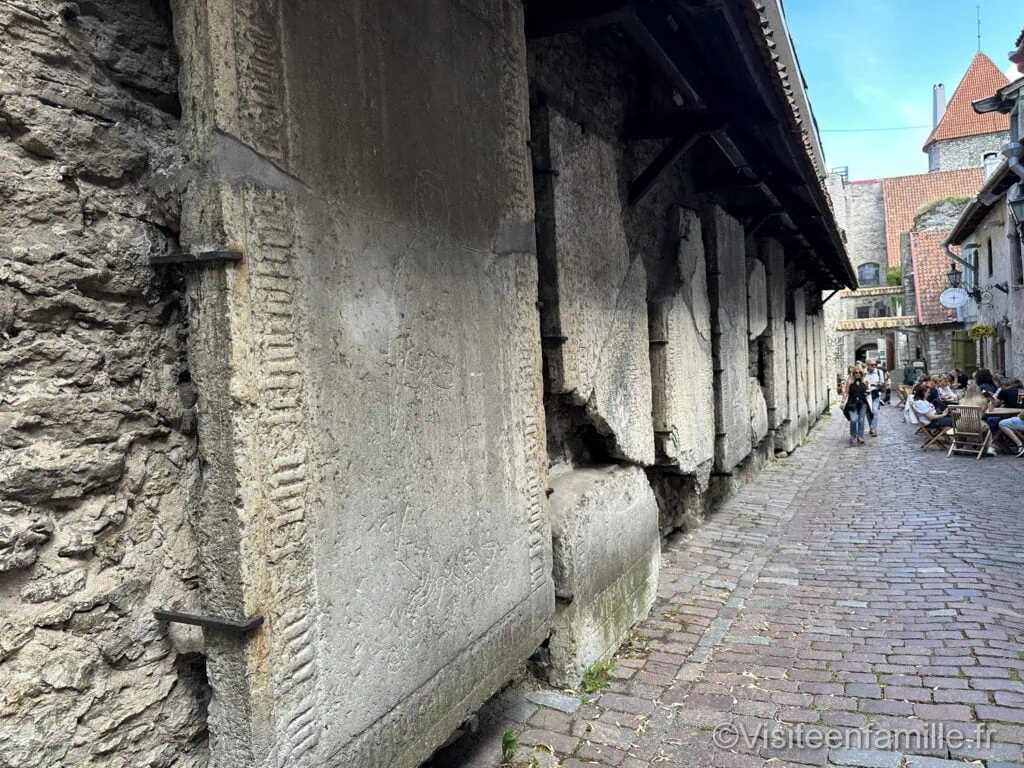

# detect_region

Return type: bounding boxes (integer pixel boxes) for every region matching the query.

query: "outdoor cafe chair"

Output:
[920,424,950,451]
[946,405,992,460]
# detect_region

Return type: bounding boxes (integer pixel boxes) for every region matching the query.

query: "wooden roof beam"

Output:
[525,1,629,39]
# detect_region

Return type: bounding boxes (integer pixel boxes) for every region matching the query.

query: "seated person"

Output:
[974,367,998,394]
[994,378,1022,409]
[935,375,957,401]
[997,413,1024,458]
[987,378,1023,442]
[923,377,948,414]
[906,383,952,430]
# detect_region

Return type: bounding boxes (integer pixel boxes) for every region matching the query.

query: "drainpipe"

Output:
[942,240,974,272]
[1004,142,1024,183]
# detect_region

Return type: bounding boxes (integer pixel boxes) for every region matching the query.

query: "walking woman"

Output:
[842,367,870,446]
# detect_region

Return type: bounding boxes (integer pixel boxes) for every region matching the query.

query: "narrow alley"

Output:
[435,407,1024,768]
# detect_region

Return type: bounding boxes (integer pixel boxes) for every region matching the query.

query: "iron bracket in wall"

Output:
[821,289,840,306]
[150,250,243,266]
[153,608,263,634]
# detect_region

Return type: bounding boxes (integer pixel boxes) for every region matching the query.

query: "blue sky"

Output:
[784,0,1022,180]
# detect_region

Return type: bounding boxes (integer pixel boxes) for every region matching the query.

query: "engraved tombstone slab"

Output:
[702,205,751,472]
[533,106,656,467]
[176,2,554,767]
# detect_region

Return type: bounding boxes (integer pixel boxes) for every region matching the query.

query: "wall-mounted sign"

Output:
[939,287,970,309]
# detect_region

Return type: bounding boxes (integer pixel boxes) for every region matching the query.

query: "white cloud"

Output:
[1006,64,1023,82]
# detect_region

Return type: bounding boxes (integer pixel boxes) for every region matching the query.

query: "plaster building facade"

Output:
[826,53,1011,381]
[0,1,852,767]
[947,74,1024,379]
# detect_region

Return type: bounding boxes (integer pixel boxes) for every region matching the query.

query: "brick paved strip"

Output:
[429,410,1024,768]
[828,747,903,768]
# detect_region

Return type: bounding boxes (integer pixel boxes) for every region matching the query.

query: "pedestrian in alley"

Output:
[903,361,919,386]
[842,367,870,446]
[863,359,885,437]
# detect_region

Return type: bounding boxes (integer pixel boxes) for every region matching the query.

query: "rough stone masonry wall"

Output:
[927,131,1010,173]
[0,2,208,767]
[825,177,888,377]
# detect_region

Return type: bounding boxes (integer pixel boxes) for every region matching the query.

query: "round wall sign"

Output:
[939,287,970,309]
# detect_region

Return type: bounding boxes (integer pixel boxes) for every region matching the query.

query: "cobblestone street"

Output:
[434,406,1024,768]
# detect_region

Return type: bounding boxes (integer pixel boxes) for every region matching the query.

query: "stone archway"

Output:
[856,342,879,362]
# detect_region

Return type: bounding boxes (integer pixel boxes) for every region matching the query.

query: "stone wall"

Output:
[826,175,888,375]
[175,2,553,766]
[964,203,1019,377]
[927,131,1010,173]
[0,1,209,766]
[1,5,842,767]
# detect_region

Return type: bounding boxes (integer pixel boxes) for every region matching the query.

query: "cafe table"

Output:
[987,407,1024,418]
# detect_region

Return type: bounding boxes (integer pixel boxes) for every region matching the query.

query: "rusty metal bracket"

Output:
[150,250,243,266]
[153,609,263,634]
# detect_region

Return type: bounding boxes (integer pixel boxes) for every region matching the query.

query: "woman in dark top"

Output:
[975,368,997,394]
[924,376,948,414]
[995,378,1022,409]
[843,368,870,446]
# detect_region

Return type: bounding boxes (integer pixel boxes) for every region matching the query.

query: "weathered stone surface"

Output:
[793,288,810,442]
[702,205,751,472]
[763,239,788,430]
[546,466,660,688]
[526,690,582,714]
[749,377,769,445]
[534,106,655,466]
[747,257,768,340]
[175,2,553,767]
[778,321,800,453]
[649,208,715,474]
[0,2,207,766]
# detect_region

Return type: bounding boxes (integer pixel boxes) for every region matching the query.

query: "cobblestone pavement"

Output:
[431,405,1024,768]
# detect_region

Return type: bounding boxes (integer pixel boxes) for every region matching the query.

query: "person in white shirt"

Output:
[905,383,952,430]
[936,375,957,401]
[863,360,886,437]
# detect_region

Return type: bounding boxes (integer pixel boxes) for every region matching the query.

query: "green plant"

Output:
[501,729,519,762]
[968,324,996,340]
[581,660,615,693]
[915,195,972,217]
[886,266,902,286]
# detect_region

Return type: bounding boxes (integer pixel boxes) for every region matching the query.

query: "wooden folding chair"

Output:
[946,405,992,460]
[921,426,951,451]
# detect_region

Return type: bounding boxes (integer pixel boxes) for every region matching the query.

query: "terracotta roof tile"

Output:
[836,316,918,331]
[881,168,983,267]
[924,53,1010,148]
[910,229,959,326]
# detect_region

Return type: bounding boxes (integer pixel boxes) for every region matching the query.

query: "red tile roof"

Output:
[909,230,959,326]
[924,53,1010,148]
[881,168,984,267]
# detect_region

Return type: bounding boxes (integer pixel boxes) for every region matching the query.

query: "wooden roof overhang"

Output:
[526,0,857,290]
